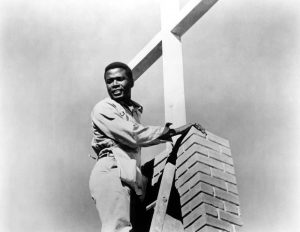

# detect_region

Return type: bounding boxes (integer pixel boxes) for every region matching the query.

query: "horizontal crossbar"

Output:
[128,0,219,80]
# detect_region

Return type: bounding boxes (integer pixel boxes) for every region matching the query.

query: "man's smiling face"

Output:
[105,67,133,102]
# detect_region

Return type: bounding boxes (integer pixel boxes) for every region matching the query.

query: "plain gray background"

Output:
[1,0,300,231]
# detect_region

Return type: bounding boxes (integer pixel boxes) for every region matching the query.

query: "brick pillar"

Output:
[175,127,242,232]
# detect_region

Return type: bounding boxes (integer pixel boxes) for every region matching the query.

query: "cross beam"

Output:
[129,0,219,81]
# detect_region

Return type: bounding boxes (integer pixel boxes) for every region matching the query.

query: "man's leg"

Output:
[130,191,148,232]
[89,157,132,232]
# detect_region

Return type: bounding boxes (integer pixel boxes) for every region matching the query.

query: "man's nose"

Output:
[112,79,119,86]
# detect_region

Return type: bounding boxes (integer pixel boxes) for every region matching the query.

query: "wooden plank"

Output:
[160,0,186,127]
[162,214,185,232]
[149,162,176,232]
[171,0,219,36]
[128,32,162,81]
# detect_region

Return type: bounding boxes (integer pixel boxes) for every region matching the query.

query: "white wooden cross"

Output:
[128,1,219,230]
[128,0,219,127]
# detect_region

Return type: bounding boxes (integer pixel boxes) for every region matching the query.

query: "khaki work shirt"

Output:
[91,97,170,194]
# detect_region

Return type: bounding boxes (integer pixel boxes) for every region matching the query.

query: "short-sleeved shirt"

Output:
[90,97,170,193]
[91,97,170,166]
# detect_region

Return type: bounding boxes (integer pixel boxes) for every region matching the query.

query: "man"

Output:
[89,62,205,232]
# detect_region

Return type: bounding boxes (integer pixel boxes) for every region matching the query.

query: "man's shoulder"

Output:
[94,97,113,106]
[93,98,118,113]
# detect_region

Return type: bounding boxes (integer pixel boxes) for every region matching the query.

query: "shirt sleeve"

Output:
[91,102,170,148]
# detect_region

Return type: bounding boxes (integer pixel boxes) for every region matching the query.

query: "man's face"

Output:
[105,67,133,102]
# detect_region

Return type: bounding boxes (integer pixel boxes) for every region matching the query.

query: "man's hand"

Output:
[193,123,207,135]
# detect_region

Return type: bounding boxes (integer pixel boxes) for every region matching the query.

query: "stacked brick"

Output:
[146,127,242,232]
[151,149,170,186]
[175,127,242,232]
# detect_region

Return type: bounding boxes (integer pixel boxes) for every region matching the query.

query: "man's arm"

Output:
[92,102,172,148]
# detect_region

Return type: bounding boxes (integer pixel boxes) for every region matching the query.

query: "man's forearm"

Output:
[161,123,206,139]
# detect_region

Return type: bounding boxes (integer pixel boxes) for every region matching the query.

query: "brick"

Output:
[180,182,214,206]
[176,161,188,179]
[151,171,162,186]
[184,215,206,232]
[206,131,230,148]
[189,161,211,176]
[220,153,233,166]
[177,146,185,158]
[175,163,210,187]
[177,171,227,191]
[219,210,243,226]
[195,182,215,196]
[177,144,208,168]
[182,132,221,153]
[181,127,197,143]
[154,151,168,166]
[208,150,234,166]
[153,158,167,176]
[193,144,210,157]
[176,146,194,168]
[182,192,224,217]
[205,215,232,231]
[178,181,190,196]
[197,136,221,152]
[185,215,232,232]
[181,202,192,217]
[175,168,193,188]
[227,183,238,195]
[221,147,232,157]
[215,189,240,205]
[224,163,235,175]
[211,168,237,184]
[183,203,218,227]
[180,136,190,147]
[224,202,240,215]
[200,193,225,210]
[197,173,227,190]
[176,144,208,168]
[182,133,200,150]
[199,226,222,232]
[179,148,224,171]
[196,153,225,170]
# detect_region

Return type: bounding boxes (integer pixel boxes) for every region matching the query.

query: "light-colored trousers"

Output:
[89,156,133,232]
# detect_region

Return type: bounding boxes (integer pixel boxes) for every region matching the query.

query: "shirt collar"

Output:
[129,100,143,113]
[106,97,143,114]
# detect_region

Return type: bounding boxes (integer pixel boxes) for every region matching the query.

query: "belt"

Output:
[89,152,112,161]
[97,150,114,160]
[97,153,108,159]
[89,149,113,160]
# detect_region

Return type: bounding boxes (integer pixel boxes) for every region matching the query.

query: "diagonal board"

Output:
[129,0,219,81]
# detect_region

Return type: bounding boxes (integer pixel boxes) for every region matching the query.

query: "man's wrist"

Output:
[168,128,176,137]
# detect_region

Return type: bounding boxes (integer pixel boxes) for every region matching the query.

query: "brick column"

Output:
[175,127,242,232]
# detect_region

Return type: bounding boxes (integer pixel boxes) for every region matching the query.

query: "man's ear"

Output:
[130,79,134,88]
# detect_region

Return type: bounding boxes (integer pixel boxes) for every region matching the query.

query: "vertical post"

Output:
[160,0,187,128]
[149,3,188,231]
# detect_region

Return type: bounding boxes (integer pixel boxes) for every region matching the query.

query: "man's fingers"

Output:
[194,123,207,135]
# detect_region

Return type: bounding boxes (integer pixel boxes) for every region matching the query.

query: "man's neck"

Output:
[116,98,132,107]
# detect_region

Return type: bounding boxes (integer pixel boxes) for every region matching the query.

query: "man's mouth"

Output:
[112,89,123,96]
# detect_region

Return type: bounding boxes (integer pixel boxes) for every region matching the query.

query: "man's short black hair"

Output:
[104,62,133,81]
